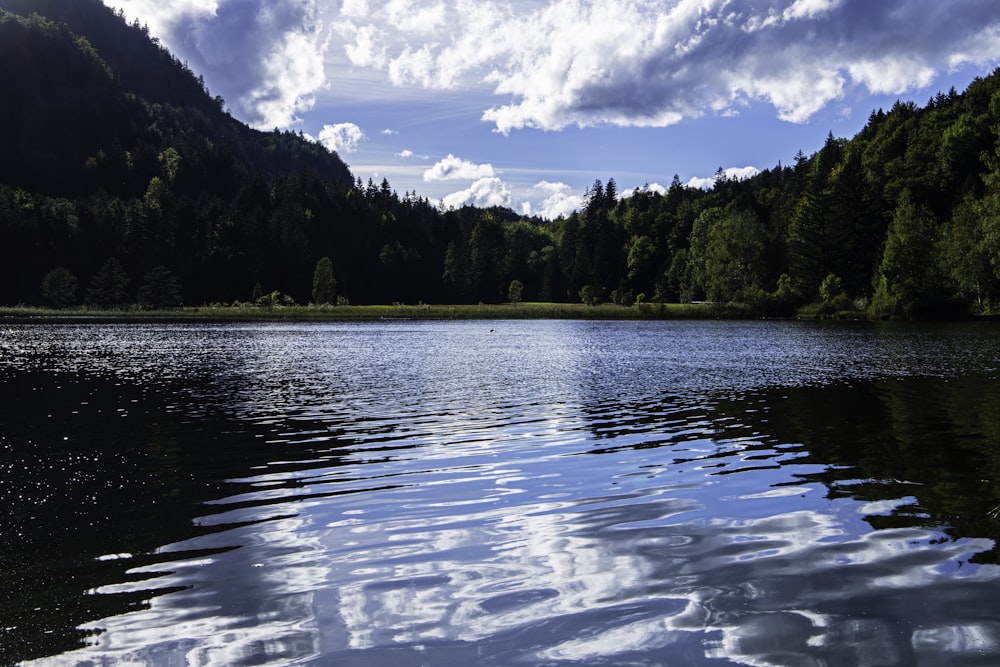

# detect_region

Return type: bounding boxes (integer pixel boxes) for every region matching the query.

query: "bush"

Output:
[818,273,844,303]
[579,284,604,306]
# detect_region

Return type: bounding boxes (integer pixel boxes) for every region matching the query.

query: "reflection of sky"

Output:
[299,449,1000,666]
[12,321,1000,666]
[43,513,328,666]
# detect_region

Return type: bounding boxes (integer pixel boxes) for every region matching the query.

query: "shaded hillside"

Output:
[0,0,352,186]
[0,8,140,194]
[0,1,365,304]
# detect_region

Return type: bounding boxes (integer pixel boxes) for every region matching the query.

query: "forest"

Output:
[3,0,1000,318]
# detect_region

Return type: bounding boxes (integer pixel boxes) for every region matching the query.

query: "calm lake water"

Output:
[4,319,1000,666]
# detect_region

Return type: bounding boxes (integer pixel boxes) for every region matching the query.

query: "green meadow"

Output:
[0,301,753,322]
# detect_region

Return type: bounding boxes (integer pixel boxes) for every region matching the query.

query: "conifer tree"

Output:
[86,258,129,308]
[312,256,336,305]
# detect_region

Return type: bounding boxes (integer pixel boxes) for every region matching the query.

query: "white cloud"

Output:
[341,0,369,20]
[423,154,496,181]
[332,0,1000,132]
[743,65,846,124]
[848,58,937,96]
[381,128,398,135]
[244,20,329,128]
[342,23,388,69]
[441,177,511,209]
[318,123,366,153]
[395,149,429,160]
[112,0,1000,138]
[782,0,843,22]
[385,0,447,34]
[621,183,668,197]
[686,166,760,190]
[107,0,329,130]
[723,166,762,181]
[528,181,584,219]
[104,0,219,36]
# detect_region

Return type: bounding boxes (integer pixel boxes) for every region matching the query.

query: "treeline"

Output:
[4,0,1000,317]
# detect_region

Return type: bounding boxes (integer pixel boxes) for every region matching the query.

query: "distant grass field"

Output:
[0,301,755,322]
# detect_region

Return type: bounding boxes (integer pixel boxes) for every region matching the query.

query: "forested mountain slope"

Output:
[0,0,364,304]
[2,0,1000,317]
[590,75,1000,319]
[0,0,352,187]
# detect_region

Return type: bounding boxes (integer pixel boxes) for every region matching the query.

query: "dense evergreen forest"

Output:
[4,0,1000,317]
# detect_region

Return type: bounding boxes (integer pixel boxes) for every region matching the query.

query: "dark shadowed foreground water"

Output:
[4,320,1000,666]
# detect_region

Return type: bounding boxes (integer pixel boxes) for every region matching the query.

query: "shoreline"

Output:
[0,302,758,323]
[2,303,991,323]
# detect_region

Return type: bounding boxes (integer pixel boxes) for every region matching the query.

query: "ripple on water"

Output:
[5,320,1000,666]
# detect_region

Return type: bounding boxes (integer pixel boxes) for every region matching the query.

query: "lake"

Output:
[3,319,1000,666]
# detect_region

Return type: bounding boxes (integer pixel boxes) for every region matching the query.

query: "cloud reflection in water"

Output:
[310,464,1000,666]
[10,320,1000,666]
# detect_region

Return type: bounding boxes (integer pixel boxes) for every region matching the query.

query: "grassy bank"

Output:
[0,301,755,322]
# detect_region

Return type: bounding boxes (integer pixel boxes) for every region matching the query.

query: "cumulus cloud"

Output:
[620,183,668,197]
[105,0,219,36]
[107,0,329,129]
[441,177,511,209]
[341,22,388,68]
[385,0,447,34]
[341,0,370,20]
[526,181,584,219]
[686,166,761,190]
[245,15,329,128]
[318,123,366,153]
[333,0,1000,132]
[423,154,496,181]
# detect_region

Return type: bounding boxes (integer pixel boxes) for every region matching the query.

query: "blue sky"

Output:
[103,0,1000,218]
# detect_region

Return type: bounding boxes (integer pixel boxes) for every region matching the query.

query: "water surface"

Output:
[3,319,1000,666]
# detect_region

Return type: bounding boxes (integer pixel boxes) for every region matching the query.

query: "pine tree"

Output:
[138,265,182,309]
[86,257,129,308]
[40,266,78,308]
[312,256,336,305]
